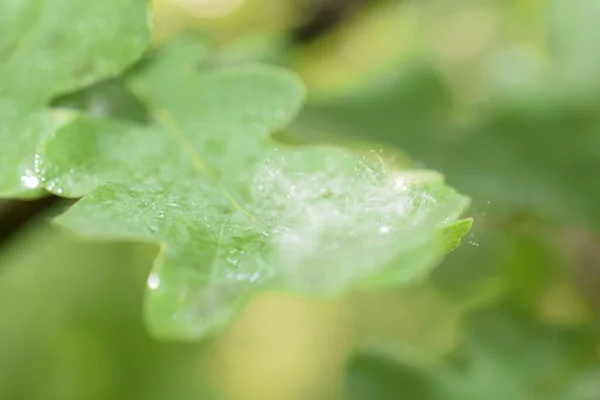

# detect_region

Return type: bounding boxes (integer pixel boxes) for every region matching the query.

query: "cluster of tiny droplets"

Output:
[249,148,438,271]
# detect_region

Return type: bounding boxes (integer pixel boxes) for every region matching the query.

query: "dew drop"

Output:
[147,272,160,290]
[20,169,40,189]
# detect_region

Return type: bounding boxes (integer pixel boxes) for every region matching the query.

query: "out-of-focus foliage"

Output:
[297,0,600,229]
[1,0,600,399]
[346,306,600,400]
[0,221,215,400]
[287,0,600,397]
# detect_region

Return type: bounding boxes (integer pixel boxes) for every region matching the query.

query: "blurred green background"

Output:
[2,0,600,399]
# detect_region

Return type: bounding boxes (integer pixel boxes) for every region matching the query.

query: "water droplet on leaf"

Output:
[20,169,40,189]
[147,272,160,290]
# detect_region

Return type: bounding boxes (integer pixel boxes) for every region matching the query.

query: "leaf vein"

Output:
[129,80,256,221]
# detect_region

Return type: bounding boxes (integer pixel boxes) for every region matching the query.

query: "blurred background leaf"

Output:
[346,305,600,400]
[3,0,600,398]
[0,213,216,400]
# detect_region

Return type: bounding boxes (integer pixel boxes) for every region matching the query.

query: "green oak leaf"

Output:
[52,78,151,124]
[346,306,600,400]
[0,0,150,198]
[36,40,471,340]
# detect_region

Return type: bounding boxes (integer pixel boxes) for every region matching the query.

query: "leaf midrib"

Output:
[129,80,257,221]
